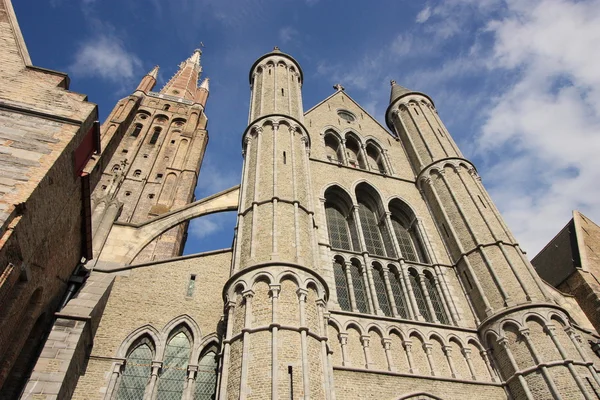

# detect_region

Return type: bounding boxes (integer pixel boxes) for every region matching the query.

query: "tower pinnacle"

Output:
[160,49,203,101]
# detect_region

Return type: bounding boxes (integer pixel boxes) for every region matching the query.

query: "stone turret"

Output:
[220,48,330,400]
[135,65,159,94]
[386,81,596,399]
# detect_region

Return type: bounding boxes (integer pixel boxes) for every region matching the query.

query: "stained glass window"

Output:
[157,332,190,400]
[358,205,386,257]
[392,219,418,262]
[373,266,391,317]
[333,261,351,311]
[380,222,396,258]
[326,205,352,250]
[350,262,368,313]
[348,214,361,252]
[409,271,432,322]
[389,269,409,319]
[425,273,449,325]
[194,351,217,400]
[117,342,153,400]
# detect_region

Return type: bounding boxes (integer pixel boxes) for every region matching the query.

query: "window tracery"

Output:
[116,338,154,400]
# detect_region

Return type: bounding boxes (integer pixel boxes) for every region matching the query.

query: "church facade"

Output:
[2,1,600,398]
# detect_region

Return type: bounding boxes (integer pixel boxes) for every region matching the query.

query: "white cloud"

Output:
[69,34,142,83]
[279,27,298,44]
[189,216,221,239]
[416,6,432,23]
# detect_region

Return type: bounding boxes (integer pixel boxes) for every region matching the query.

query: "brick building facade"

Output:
[1,1,600,398]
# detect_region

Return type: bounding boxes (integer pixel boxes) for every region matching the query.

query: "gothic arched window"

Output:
[157,329,191,399]
[350,260,369,314]
[389,265,409,319]
[389,199,428,264]
[116,338,154,400]
[356,185,395,258]
[333,258,351,311]
[409,269,433,322]
[372,263,392,317]
[345,135,366,169]
[194,349,218,400]
[324,133,343,163]
[324,187,360,251]
[366,143,386,173]
[424,271,448,324]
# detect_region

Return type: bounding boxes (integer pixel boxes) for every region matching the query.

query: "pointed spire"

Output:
[136,65,160,93]
[389,79,412,104]
[195,78,210,107]
[160,49,203,101]
[148,65,159,79]
[200,77,209,91]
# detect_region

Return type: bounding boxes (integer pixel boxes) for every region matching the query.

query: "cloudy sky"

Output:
[14,0,600,257]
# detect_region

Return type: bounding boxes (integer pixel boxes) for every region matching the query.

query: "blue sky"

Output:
[13,0,600,257]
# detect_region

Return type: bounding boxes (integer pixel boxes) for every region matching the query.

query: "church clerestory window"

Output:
[333,258,351,311]
[156,330,191,400]
[116,340,154,400]
[194,350,218,399]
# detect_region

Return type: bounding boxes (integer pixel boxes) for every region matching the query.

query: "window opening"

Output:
[164,104,170,111]
[389,269,409,318]
[425,273,449,324]
[358,205,387,257]
[409,270,432,322]
[373,266,392,316]
[288,366,294,400]
[125,191,131,197]
[194,351,218,399]
[478,195,487,209]
[350,262,368,313]
[157,173,163,179]
[281,88,284,96]
[116,342,153,399]
[143,154,149,158]
[150,128,161,145]
[437,128,445,137]
[283,151,286,164]
[171,140,176,144]
[148,194,155,199]
[326,205,352,251]
[156,332,190,399]
[187,274,196,297]
[442,223,450,238]
[131,124,142,137]
[333,261,351,311]
[122,149,128,154]
[133,170,141,178]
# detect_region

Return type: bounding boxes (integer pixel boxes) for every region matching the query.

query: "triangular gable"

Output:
[304,90,398,139]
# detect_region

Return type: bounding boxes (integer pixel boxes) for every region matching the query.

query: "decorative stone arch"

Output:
[305,278,327,301]
[343,321,365,336]
[406,329,426,343]
[153,113,169,123]
[195,333,220,363]
[327,317,343,333]
[227,282,248,302]
[500,319,524,335]
[250,271,275,287]
[161,315,201,359]
[159,320,196,362]
[427,332,447,347]
[387,327,406,340]
[521,311,549,327]
[365,323,386,338]
[548,312,569,327]
[116,325,161,359]
[96,185,239,268]
[395,392,444,400]
[446,334,465,349]
[275,270,301,288]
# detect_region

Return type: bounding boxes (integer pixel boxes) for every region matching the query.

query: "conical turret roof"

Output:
[389,80,412,104]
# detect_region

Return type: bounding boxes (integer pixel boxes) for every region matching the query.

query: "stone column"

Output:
[418,272,439,323]
[443,345,457,378]
[344,261,358,312]
[362,256,377,314]
[383,338,394,372]
[481,350,498,383]
[381,266,398,317]
[145,361,162,400]
[239,289,254,400]
[298,288,311,398]
[404,341,415,374]
[103,361,124,400]
[565,327,600,387]
[339,333,349,367]
[423,343,435,376]
[401,263,420,320]
[518,328,561,399]
[361,335,372,370]
[497,338,534,400]
[270,285,281,400]
[184,365,198,400]
[461,348,477,380]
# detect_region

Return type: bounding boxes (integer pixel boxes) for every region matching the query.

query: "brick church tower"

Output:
[91,50,210,265]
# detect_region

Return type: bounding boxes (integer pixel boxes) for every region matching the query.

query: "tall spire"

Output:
[389,79,411,104]
[195,78,210,107]
[160,49,203,101]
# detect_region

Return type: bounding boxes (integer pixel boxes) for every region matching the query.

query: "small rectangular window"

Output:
[150,129,160,145]
[122,149,128,154]
[281,88,285,96]
[156,173,163,179]
[187,274,196,297]
[283,151,286,164]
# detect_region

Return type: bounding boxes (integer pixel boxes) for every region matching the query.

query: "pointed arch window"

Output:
[350,260,368,313]
[424,271,448,324]
[372,263,392,317]
[389,200,428,263]
[345,136,366,169]
[157,330,191,399]
[389,266,409,319]
[117,339,154,400]
[324,188,360,251]
[324,133,344,163]
[356,187,395,258]
[366,143,386,173]
[409,270,432,322]
[194,350,218,400]
[333,259,351,311]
